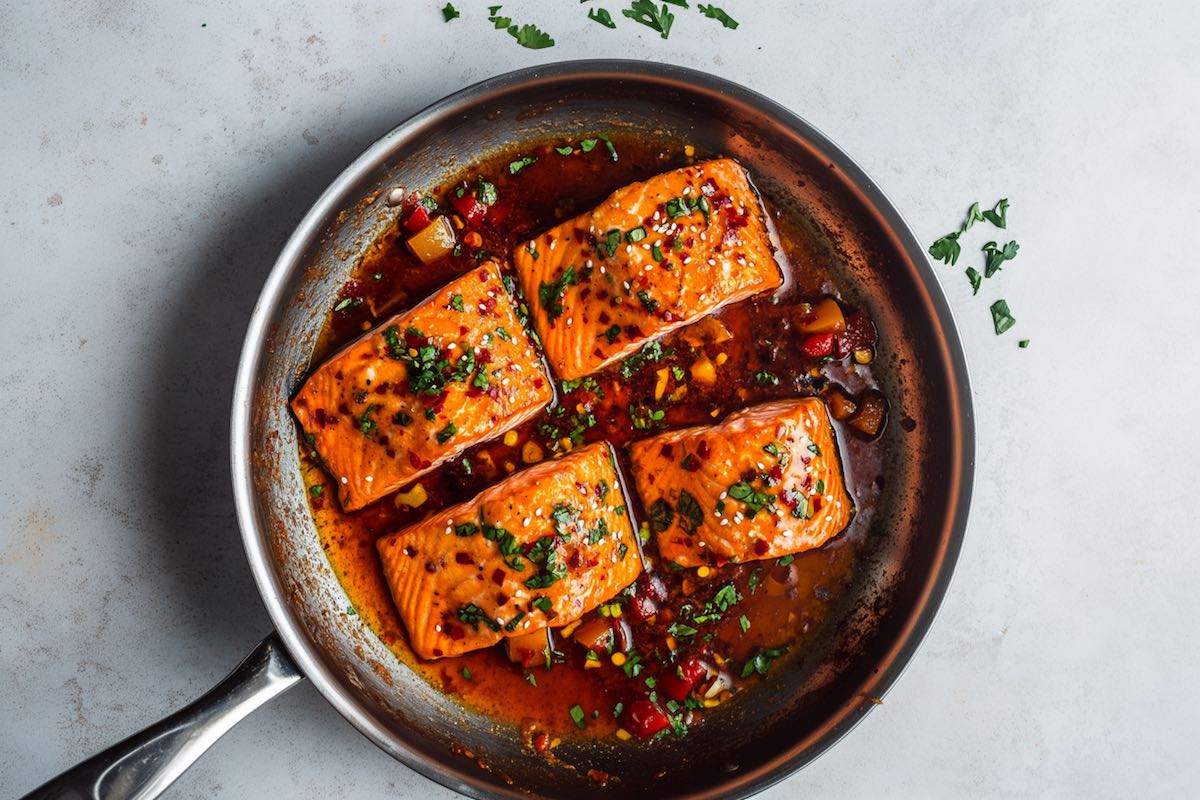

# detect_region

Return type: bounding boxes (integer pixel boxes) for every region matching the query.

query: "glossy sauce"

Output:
[298,135,886,741]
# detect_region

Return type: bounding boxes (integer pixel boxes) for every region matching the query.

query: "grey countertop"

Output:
[3,1,1198,797]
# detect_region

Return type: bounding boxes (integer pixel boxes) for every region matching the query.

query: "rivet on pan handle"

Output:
[18,633,303,800]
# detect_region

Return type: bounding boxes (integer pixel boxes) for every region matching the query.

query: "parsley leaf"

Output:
[588,7,616,27]
[579,138,598,153]
[509,22,554,49]
[982,240,1019,278]
[509,156,537,174]
[677,490,704,534]
[965,266,982,295]
[623,0,675,39]
[928,231,962,266]
[697,4,738,28]
[981,198,1010,229]
[538,265,578,322]
[441,3,460,22]
[648,498,674,532]
[990,299,1016,335]
[477,177,497,205]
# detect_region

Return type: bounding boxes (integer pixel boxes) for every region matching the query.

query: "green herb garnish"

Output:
[697,4,738,28]
[509,156,537,174]
[990,299,1016,335]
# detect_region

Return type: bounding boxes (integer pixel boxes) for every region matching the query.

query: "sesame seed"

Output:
[365,476,374,483]
[341,476,348,484]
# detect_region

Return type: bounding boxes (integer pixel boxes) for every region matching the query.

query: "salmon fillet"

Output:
[376,443,640,659]
[291,264,552,511]
[628,399,853,568]
[511,158,783,381]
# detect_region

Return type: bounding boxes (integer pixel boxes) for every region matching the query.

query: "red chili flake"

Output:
[477,266,492,282]
[812,495,824,511]
[753,539,770,556]
[682,454,700,472]
[325,415,341,426]
[568,550,583,570]
[459,325,469,336]
[455,552,473,565]
[491,568,506,585]
[660,443,675,459]
[432,647,443,657]
[533,377,544,389]
[700,178,718,197]
[466,387,483,398]
[314,408,327,427]
[495,592,509,606]
[385,449,396,459]
[408,452,422,468]
[532,732,550,753]
[333,370,344,380]
[580,287,592,300]
[374,382,392,394]
[697,440,711,459]
[447,623,465,641]
[403,545,418,557]
[480,297,497,315]
[337,402,351,415]
[768,465,784,483]
[478,348,493,364]
[425,559,438,572]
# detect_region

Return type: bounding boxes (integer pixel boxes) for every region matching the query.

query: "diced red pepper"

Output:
[625,699,671,738]
[403,204,433,234]
[450,193,488,226]
[624,593,658,623]
[834,310,878,358]
[658,658,707,702]
[800,332,835,358]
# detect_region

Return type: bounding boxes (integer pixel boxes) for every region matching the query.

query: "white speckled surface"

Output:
[3,1,1199,797]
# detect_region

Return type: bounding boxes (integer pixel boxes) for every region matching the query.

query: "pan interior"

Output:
[239,63,970,800]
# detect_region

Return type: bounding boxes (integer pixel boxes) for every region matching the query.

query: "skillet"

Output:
[20,60,973,800]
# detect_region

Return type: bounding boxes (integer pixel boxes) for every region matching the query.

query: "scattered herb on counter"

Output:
[441,2,460,22]
[623,0,675,39]
[697,4,738,28]
[982,239,1019,277]
[1019,339,1030,348]
[589,7,617,27]
[965,266,982,295]
[990,299,1016,335]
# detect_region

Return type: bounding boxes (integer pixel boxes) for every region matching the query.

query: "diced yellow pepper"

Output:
[691,357,717,385]
[654,367,670,400]
[394,483,427,508]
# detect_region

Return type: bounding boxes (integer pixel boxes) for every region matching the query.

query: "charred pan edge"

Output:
[230,60,974,800]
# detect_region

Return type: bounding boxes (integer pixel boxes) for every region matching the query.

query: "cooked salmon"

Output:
[628,399,852,568]
[291,263,552,511]
[376,442,640,659]
[511,158,783,381]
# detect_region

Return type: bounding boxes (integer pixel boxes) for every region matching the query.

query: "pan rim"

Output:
[230,58,974,800]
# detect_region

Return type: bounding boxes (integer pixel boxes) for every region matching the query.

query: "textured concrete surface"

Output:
[2,1,1198,797]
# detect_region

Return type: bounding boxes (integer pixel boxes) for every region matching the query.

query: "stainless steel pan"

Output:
[21,60,973,800]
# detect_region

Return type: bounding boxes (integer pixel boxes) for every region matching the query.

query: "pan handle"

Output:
[19,632,303,800]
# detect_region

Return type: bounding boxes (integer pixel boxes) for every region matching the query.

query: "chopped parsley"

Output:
[727,481,774,516]
[754,370,780,387]
[477,177,497,205]
[449,293,464,311]
[1019,339,1030,348]
[357,404,380,438]
[455,522,479,537]
[441,3,459,21]
[461,666,472,680]
[739,614,750,632]
[579,138,598,153]
[741,647,788,678]
[697,4,738,28]
[597,228,622,258]
[637,290,659,312]
[623,0,675,39]
[676,490,704,534]
[629,402,666,431]
[569,704,587,729]
[392,410,412,426]
[538,265,578,322]
[309,484,323,498]
[966,266,982,295]
[457,603,500,632]
[588,7,616,27]
[436,421,457,443]
[604,324,622,344]
[509,156,537,174]
[990,299,1016,335]
[982,239,1019,277]
[927,232,962,266]
[333,297,361,312]
[626,226,647,243]
[648,498,674,533]
[532,596,553,614]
